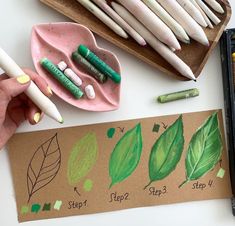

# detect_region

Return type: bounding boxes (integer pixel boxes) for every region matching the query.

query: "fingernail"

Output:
[17,74,31,84]
[33,112,41,124]
[47,86,53,95]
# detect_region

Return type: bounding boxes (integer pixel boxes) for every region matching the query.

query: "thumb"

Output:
[0,74,31,119]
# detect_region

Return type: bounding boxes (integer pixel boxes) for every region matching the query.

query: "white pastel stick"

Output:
[142,0,190,43]
[157,0,209,46]
[112,2,196,81]
[176,0,207,27]
[0,47,63,123]
[57,61,67,71]
[117,0,181,50]
[190,0,214,28]
[195,0,221,25]
[64,68,83,86]
[76,0,128,38]
[91,0,146,46]
[85,84,96,99]
[204,0,224,14]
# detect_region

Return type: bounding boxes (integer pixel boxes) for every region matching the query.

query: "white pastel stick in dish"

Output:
[64,68,83,87]
[157,0,209,46]
[195,0,221,25]
[204,0,224,14]
[176,0,207,27]
[57,61,67,71]
[85,84,96,99]
[0,47,63,123]
[76,0,128,38]
[91,0,146,46]
[190,0,214,28]
[142,0,190,44]
[112,2,196,81]
[117,0,181,50]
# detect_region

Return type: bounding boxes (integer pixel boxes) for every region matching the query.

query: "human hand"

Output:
[0,69,52,149]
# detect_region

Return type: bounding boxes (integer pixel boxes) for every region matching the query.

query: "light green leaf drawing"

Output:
[67,132,98,186]
[179,112,223,188]
[145,115,184,189]
[109,123,142,188]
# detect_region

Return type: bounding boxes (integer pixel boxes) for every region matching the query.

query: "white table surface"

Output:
[0,0,235,225]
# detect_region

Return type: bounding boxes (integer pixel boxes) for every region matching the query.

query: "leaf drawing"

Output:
[109,123,142,188]
[67,132,98,186]
[145,115,184,189]
[27,133,61,203]
[179,112,223,188]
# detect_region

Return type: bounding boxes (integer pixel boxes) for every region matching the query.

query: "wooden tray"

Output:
[40,0,231,80]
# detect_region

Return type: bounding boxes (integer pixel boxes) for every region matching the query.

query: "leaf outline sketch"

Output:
[179,112,223,188]
[145,115,184,189]
[27,133,61,203]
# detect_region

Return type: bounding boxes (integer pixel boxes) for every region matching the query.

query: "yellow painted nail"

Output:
[33,112,41,124]
[17,74,30,84]
[47,86,53,95]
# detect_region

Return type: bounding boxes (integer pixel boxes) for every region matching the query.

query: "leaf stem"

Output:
[178,179,189,188]
[143,181,152,190]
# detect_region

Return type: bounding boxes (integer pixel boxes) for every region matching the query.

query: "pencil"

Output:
[142,0,190,44]
[0,47,63,123]
[190,0,214,28]
[117,0,181,50]
[176,0,207,27]
[111,2,196,81]
[204,0,224,14]
[157,0,209,46]
[91,0,146,46]
[195,0,221,25]
[76,0,128,39]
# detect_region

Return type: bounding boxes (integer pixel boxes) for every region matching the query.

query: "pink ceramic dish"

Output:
[31,22,121,112]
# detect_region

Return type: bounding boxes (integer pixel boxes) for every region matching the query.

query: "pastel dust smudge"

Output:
[54,200,63,210]
[107,128,115,138]
[31,204,41,213]
[21,206,29,214]
[83,179,93,192]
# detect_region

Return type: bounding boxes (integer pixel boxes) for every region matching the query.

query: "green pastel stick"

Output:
[157,88,199,103]
[78,44,121,84]
[40,58,84,99]
[72,51,107,83]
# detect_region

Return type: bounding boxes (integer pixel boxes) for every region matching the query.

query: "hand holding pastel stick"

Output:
[0,47,63,123]
[0,69,52,149]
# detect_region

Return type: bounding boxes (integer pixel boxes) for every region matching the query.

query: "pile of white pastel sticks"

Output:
[76,0,225,80]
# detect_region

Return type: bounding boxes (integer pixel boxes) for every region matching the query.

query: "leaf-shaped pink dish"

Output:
[31,22,121,112]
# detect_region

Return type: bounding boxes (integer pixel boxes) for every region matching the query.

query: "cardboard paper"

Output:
[7,109,232,222]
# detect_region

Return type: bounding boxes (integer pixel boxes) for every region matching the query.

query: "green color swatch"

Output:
[21,206,29,214]
[67,132,98,185]
[54,200,63,211]
[31,204,41,213]
[217,168,225,178]
[179,112,222,188]
[107,128,116,138]
[109,123,142,188]
[83,179,93,192]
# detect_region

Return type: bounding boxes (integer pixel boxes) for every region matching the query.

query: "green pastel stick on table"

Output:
[157,88,199,103]
[78,44,121,84]
[72,51,107,83]
[40,58,84,99]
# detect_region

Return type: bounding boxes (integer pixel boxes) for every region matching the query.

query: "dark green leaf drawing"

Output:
[109,123,142,188]
[145,115,184,189]
[67,132,98,186]
[179,112,223,188]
